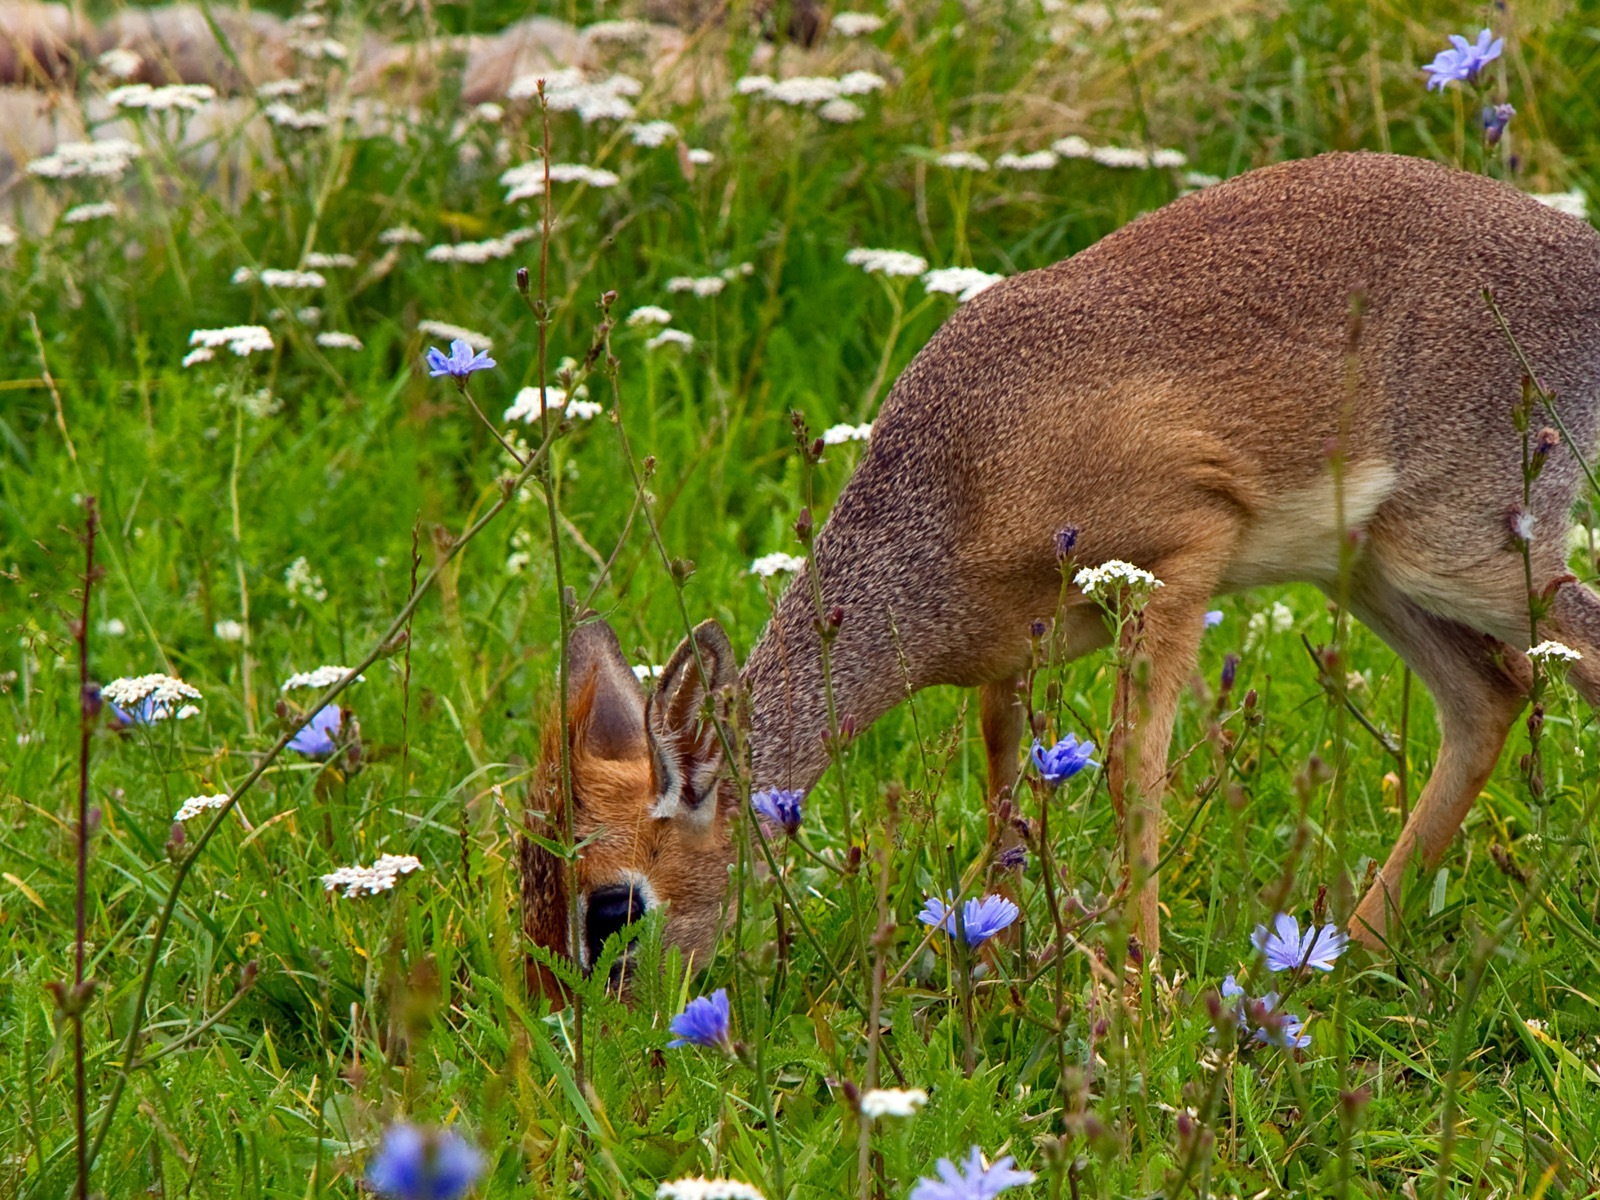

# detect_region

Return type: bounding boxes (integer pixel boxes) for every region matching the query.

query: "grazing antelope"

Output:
[522,151,1600,986]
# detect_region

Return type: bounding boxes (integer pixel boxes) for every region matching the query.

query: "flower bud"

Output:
[81,681,103,719]
[515,266,530,296]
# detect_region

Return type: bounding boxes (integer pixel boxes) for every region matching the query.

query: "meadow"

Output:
[4,0,1600,1195]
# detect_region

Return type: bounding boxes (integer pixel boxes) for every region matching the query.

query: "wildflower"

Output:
[627,305,673,326]
[108,82,215,112]
[263,102,332,130]
[504,386,602,423]
[1217,975,1311,1048]
[1073,559,1164,602]
[1204,610,1224,628]
[174,794,229,822]
[417,321,492,351]
[234,267,327,289]
[304,251,356,269]
[626,119,678,147]
[831,12,885,36]
[586,18,652,44]
[323,854,423,897]
[819,98,864,123]
[426,238,517,264]
[366,1124,483,1200]
[188,325,274,361]
[859,1088,928,1118]
[214,619,245,641]
[822,422,872,444]
[316,331,363,350]
[257,78,305,98]
[99,618,126,636]
[1529,640,1582,665]
[104,674,202,725]
[289,704,344,758]
[27,138,142,180]
[380,225,425,245]
[686,148,715,165]
[666,275,726,297]
[750,789,804,835]
[509,69,640,122]
[1030,734,1097,784]
[750,552,806,577]
[98,47,143,78]
[1182,169,1223,189]
[837,70,887,95]
[935,150,989,171]
[656,1180,765,1200]
[1424,28,1504,91]
[918,893,1019,947]
[426,339,497,381]
[1252,912,1346,973]
[505,528,535,575]
[921,267,1004,302]
[997,845,1027,871]
[1090,145,1188,169]
[995,150,1058,171]
[845,247,929,277]
[284,556,328,604]
[1482,103,1515,146]
[0,223,17,248]
[1510,507,1536,544]
[282,665,362,692]
[1052,135,1094,159]
[1529,190,1588,220]
[646,329,696,352]
[909,1147,1034,1200]
[499,162,621,203]
[667,987,733,1050]
[62,202,117,225]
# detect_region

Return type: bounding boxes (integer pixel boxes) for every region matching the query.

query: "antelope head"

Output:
[521,619,739,996]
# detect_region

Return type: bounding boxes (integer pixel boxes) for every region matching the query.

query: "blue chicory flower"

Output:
[1252,912,1346,973]
[750,788,805,836]
[366,1123,485,1200]
[1215,975,1312,1050]
[1482,102,1515,146]
[425,339,496,381]
[909,1146,1035,1200]
[1203,609,1224,628]
[1423,28,1504,91]
[667,987,733,1050]
[289,703,343,759]
[1030,734,1098,785]
[918,893,1019,948]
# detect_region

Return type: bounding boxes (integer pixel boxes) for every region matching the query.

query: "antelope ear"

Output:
[646,620,737,821]
[566,620,647,761]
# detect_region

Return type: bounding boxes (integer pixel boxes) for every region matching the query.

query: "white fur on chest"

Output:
[1221,461,1397,590]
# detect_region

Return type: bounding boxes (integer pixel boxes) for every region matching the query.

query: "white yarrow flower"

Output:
[666,275,727,297]
[304,252,357,269]
[935,150,989,171]
[751,552,806,577]
[284,556,329,604]
[1073,559,1164,601]
[379,224,425,245]
[315,331,363,350]
[321,854,424,898]
[832,12,885,36]
[281,665,363,692]
[174,794,230,822]
[822,422,872,444]
[104,673,203,722]
[646,329,695,351]
[626,120,679,147]
[214,619,246,642]
[656,1180,766,1200]
[108,83,215,112]
[62,202,117,225]
[858,1088,928,1118]
[818,98,864,123]
[627,305,673,326]
[188,325,274,357]
[995,150,1058,171]
[845,247,928,277]
[418,320,492,350]
[27,138,142,181]
[1529,640,1582,665]
[922,266,1004,301]
[504,387,602,423]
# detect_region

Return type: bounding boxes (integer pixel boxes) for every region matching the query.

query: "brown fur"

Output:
[526,152,1600,978]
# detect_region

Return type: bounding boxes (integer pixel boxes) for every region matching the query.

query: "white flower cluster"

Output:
[104,673,203,721]
[822,422,872,444]
[1244,601,1295,649]
[656,1180,765,1200]
[508,68,641,123]
[626,120,679,147]
[282,665,362,692]
[257,78,305,98]
[233,267,328,289]
[379,224,424,245]
[627,305,673,326]
[284,556,328,604]
[845,247,928,277]
[1052,135,1187,168]
[504,387,603,423]
[1529,640,1583,665]
[647,329,695,351]
[585,18,651,44]
[936,150,989,171]
[316,331,363,350]
[858,1087,927,1118]
[738,70,887,108]
[832,12,886,36]
[27,138,142,181]
[751,552,806,577]
[263,103,332,131]
[214,619,246,642]
[1073,559,1164,601]
[418,320,492,350]
[304,251,357,269]
[500,161,621,203]
[174,793,230,822]
[995,150,1057,171]
[97,47,143,78]
[185,325,274,366]
[62,202,117,225]
[320,854,424,898]
[0,223,17,248]
[922,266,1004,302]
[667,275,726,297]
[107,83,215,112]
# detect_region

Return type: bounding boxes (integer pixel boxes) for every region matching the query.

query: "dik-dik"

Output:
[522,151,1600,982]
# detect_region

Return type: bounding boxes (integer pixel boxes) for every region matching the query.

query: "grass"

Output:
[4,0,1600,1195]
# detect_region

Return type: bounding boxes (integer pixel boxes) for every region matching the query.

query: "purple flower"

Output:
[909,1146,1035,1200]
[918,893,1019,947]
[1220,653,1239,693]
[289,704,342,758]
[667,987,732,1050]
[1030,733,1097,785]
[366,1124,485,1200]
[1214,975,1311,1050]
[1423,28,1504,91]
[425,339,496,380]
[1053,526,1079,561]
[1252,912,1346,973]
[1482,102,1515,146]
[1204,609,1224,628]
[750,788,804,836]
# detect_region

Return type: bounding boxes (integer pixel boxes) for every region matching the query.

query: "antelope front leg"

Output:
[980,675,1026,841]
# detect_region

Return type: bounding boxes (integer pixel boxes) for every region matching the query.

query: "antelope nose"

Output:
[585,883,647,967]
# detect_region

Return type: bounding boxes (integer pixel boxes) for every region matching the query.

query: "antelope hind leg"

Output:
[980,674,1026,839]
